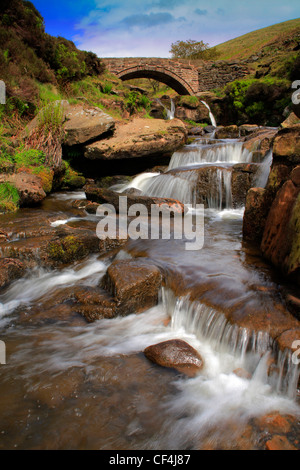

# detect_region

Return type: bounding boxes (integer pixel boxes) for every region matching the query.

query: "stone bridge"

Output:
[103,58,249,95]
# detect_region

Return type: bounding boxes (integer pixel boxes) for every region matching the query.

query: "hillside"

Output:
[215,18,300,60]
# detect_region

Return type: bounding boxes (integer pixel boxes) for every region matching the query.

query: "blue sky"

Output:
[33,0,300,57]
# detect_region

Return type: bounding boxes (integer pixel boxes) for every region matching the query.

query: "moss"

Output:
[48,235,88,264]
[288,194,300,274]
[62,161,86,189]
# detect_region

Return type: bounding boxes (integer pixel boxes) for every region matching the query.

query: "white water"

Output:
[0,257,107,322]
[157,98,175,120]
[255,150,273,189]
[168,141,253,170]
[201,100,217,127]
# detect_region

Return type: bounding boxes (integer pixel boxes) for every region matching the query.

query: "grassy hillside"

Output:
[215,18,300,60]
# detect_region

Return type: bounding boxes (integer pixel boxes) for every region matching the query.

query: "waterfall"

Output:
[139,170,198,206]
[201,100,217,127]
[162,288,300,399]
[157,98,175,120]
[168,141,253,170]
[207,168,232,210]
[254,150,273,189]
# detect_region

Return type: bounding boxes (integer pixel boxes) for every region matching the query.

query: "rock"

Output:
[281,112,300,129]
[73,287,117,323]
[243,188,270,242]
[290,166,300,186]
[203,125,216,134]
[101,259,162,316]
[84,118,187,160]
[215,125,239,139]
[144,339,204,377]
[239,124,260,136]
[23,100,115,148]
[231,163,259,207]
[242,128,277,157]
[189,127,205,136]
[63,104,115,146]
[254,412,293,434]
[266,436,297,451]
[273,124,300,164]
[0,258,25,288]
[261,182,300,276]
[275,328,300,353]
[0,172,46,206]
[233,368,252,380]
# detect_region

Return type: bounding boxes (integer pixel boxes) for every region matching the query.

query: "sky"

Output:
[33,0,300,58]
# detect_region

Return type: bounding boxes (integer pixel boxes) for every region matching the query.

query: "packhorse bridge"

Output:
[103,58,249,95]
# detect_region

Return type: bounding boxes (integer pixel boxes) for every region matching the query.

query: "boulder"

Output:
[261,181,300,275]
[144,339,204,377]
[0,172,46,206]
[281,112,300,129]
[101,259,162,316]
[242,128,277,157]
[273,124,300,164]
[23,100,115,147]
[215,125,239,139]
[64,104,115,146]
[243,188,269,242]
[84,118,187,160]
[0,258,25,288]
[239,124,260,136]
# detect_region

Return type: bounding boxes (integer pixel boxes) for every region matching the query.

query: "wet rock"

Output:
[265,435,297,451]
[290,166,300,186]
[101,259,162,316]
[73,287,117,323]
[0,172,46,206]
[254,412,293,434]
[84,118,187,160]
[273,124,300,164]
[242,128,277,157]
[275,328,300,353]
[261,181,300,276]
[239,124,260,136]
[243,188,270,242]
[0,258,25,288]
[231,163,259,208]
[144,339,204,377]
[215,125,239,139]
[233,368,252,380]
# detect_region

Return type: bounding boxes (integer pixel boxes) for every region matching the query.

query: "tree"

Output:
[169,39,219,60]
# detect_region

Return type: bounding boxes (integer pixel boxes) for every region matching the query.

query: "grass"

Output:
[215,18,300,60]
[0,182,20,212]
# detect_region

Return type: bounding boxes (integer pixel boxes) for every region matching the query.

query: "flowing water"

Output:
[0,132,299,450]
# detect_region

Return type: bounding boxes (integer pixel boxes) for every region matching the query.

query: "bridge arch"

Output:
[116,66,195,95]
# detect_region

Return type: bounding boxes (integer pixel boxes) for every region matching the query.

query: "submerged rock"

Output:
[144,339,204,377]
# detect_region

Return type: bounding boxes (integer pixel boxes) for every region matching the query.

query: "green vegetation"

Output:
[125,91,152,115]
[0,182,20,212]
[215,18,300,60]
[62,161,86,189]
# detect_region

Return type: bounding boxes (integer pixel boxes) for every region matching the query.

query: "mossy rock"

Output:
[48,236,89,264]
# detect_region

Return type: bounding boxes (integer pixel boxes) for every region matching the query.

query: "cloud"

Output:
[121,12,176,29]
[216,8,225,16]
[194,8,208,16]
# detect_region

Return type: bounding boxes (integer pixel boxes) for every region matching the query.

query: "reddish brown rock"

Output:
[0,258,25,288]
[144,339,204,377]
[254,412,293,434]
[290,166,300,186]
[101,259,162,316]
[261,180,299,270]
[243,188,269,242]
[266,435,297,451]
[0,172,46,206]
[273,124,300,163]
